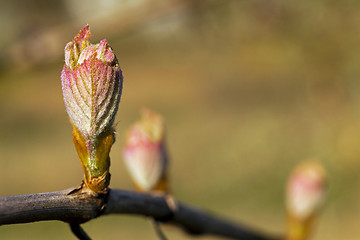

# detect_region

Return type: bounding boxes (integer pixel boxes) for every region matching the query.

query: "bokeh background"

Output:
[1,0,360,239]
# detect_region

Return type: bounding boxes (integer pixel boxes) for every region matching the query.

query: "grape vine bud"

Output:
[61,25,123,192]
[123,108,169,193]
[286,160,326,240]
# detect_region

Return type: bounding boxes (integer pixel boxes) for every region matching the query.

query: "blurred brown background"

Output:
[1,0,360,239]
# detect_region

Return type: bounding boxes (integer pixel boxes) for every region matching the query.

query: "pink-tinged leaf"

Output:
[61,26,123,139]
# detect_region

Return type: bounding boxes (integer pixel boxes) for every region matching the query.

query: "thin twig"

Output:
[69,223,92,240]
[151,218,168,240]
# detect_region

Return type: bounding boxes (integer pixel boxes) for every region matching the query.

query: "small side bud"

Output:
[123,108,169,193]
[286,160,326,240]
[61,25,123,192]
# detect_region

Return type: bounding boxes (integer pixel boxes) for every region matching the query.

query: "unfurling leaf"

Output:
[61,25,123,192]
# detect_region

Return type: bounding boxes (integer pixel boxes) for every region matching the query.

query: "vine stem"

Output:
[0,187,280,240]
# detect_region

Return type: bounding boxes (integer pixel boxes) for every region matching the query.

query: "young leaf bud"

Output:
[61,25,123,192]
[123,108,169,193]
[286,160,326,240]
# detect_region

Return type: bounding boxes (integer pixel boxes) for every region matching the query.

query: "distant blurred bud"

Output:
[286,161,326,220]
[61,25,123,192]
[286,160,326,240]
[123,108,169,193]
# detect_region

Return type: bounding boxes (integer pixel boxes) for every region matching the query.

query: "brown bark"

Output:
[0,186,280,240]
